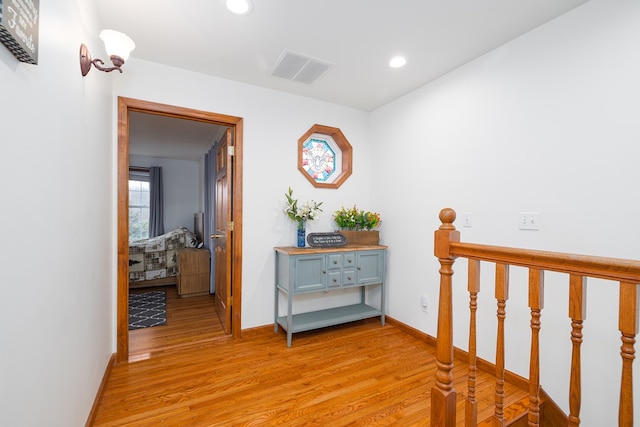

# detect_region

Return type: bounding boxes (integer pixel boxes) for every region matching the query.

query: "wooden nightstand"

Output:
[177,248,210,297]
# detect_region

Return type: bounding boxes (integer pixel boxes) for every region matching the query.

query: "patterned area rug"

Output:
[129,291,167,330]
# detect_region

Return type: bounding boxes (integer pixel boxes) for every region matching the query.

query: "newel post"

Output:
[431,208,460,426]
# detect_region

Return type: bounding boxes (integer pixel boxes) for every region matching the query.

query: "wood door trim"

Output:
[116,97,243,363]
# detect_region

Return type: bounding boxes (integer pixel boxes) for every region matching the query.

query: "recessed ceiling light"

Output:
[389,56,407,69]
[226,0,253,15]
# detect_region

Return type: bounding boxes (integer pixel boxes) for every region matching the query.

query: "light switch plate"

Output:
[519,212,540,230]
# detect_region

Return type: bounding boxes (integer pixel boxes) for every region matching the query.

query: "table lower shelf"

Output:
[276,303,383,334]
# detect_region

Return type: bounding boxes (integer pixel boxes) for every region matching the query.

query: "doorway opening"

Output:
[116,97,243,363]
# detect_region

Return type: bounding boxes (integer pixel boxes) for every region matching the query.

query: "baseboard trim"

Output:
[385,316,436,346]
[540,386,568,425]
[241,323,275,338]
[85,353,116,427]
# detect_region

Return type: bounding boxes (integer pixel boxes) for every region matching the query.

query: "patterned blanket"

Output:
[129,227,198,282]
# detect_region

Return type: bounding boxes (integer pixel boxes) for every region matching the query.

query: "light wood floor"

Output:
[93,315,529,426]
[128,286,227,359]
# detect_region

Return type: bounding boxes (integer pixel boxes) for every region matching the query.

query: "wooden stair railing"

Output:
[431,208,640,427]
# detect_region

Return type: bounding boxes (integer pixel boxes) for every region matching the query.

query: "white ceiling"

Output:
[128,112,228,161]
[99,0,591,159]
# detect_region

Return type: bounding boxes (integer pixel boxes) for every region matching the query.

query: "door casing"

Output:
[116,96,243,363]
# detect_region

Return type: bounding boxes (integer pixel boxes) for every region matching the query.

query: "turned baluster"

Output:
[527,269,544,427]
[493,263,509,427]
[466,259,481,427]
[568,274,587,427]
[618,282,639,427]
[431,208,460,427]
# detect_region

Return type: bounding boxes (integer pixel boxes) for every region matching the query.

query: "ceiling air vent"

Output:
[271,50,333,85]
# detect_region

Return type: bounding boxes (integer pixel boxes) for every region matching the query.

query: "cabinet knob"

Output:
[347,276,352,281]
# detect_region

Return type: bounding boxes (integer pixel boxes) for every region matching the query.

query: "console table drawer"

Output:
[328,252,355,270]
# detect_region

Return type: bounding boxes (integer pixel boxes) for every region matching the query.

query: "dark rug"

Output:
[129,291,167,330]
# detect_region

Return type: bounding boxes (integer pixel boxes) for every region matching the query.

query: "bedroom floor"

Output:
[128,286,226,359]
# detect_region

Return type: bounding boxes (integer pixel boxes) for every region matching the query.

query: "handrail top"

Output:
[450,241,640,282]
[438,208,640,283]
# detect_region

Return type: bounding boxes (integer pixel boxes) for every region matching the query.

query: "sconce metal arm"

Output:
[91,57,124,73]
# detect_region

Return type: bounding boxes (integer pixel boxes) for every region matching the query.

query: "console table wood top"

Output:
[274,245,388,255]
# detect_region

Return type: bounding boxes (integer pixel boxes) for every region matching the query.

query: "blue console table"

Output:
[274,245,387,347]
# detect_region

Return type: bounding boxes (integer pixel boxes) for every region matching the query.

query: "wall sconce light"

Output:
[80,30,135,76]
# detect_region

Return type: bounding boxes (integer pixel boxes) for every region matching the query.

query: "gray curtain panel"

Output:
[149,166,164,237]
[204,147,216,293]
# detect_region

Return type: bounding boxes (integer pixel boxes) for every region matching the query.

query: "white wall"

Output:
[113,61,372,330]
[370,0,640,425]
[130,155,201,234]
[0,1,115,426]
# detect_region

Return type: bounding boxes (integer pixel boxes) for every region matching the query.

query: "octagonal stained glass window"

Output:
[301,136,338,182]
[298,124,352,189]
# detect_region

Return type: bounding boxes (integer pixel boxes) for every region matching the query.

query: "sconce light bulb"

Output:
[226,0,253,15]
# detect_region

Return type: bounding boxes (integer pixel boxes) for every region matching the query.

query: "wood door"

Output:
[212,129,233,334]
